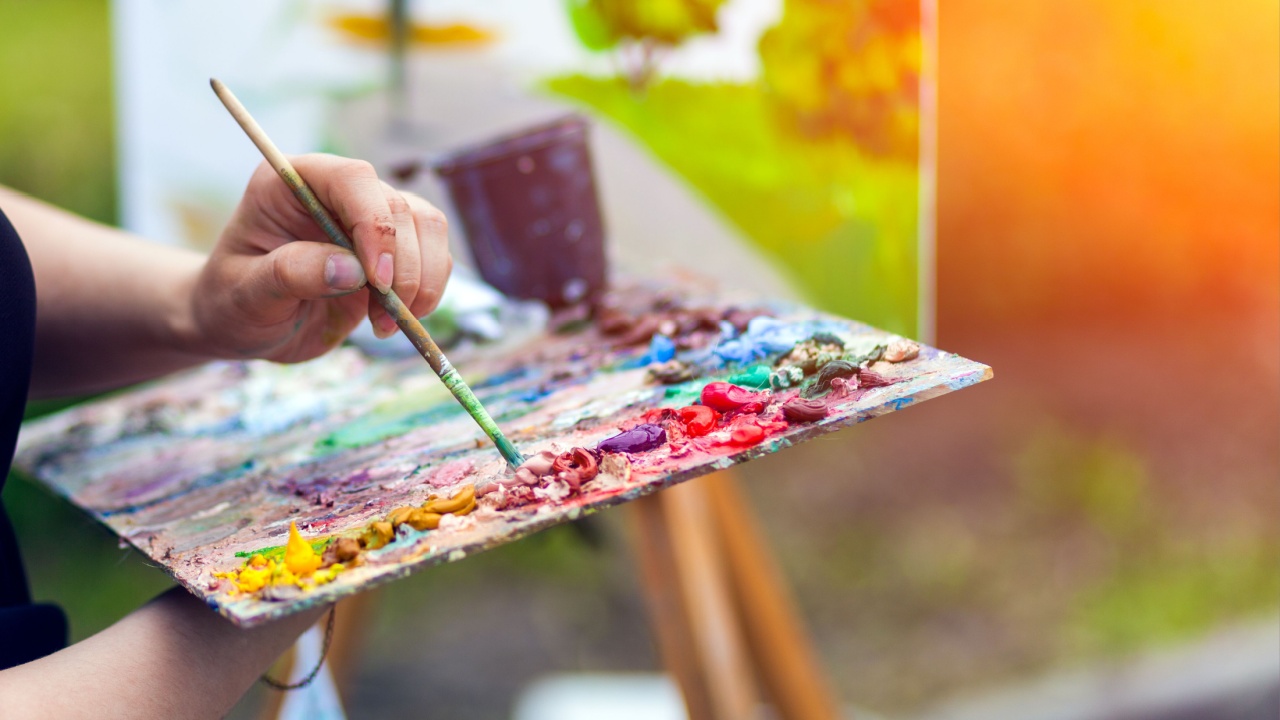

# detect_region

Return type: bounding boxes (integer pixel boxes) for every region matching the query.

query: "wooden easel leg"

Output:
[632,480,759,720]
[632,470,845,720]
[632,492,718,720]
[706,471,844,720]
[663,478,760,720]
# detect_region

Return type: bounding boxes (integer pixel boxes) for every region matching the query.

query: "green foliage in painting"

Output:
[554,0,925,333]
[547,76,919,335]
[759,0,922,161]
[564,0,728,91]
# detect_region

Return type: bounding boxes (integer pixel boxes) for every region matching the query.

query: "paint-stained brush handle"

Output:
[210,78,524,468]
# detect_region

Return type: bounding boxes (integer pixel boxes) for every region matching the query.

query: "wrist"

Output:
[165,250,218,360]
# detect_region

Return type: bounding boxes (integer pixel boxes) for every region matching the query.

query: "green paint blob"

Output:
[235,537,332,562]
[663,382,704,403]
[728,364,772,390]
[316,401,466,451]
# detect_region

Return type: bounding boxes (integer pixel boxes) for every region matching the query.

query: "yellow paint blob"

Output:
[362,521,394,550]
[216,531,350,596]
[234,565,271,593]
[285,521,323,577]
[312,563,347,585]
[362,485,477,548]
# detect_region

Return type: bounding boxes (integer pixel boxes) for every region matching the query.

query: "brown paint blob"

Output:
[781,398,828,422]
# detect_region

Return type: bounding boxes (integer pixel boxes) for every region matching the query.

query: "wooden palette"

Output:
[16,284,991,626]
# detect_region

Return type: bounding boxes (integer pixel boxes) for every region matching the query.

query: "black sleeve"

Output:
[0,205,68,668]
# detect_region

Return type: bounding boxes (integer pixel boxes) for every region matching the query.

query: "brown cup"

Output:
[431,114,607,308]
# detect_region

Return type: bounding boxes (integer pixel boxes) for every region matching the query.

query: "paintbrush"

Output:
[210,78,525,468]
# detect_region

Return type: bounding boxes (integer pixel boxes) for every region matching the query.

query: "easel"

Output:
[631,469,843,720]
[268,469,842,720]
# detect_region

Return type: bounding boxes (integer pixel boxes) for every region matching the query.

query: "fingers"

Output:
[289,154,397,294]
[368,189,453,338]
[367,187,423,338]
[275,155,453,340]
[402,191,453,317]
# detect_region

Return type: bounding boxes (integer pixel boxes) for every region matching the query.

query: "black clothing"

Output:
[0,205,68,669]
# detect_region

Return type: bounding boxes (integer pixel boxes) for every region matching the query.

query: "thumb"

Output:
[248,242,367,303]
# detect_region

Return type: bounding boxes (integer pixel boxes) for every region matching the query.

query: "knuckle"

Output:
[344,159,377,180]
[248,161,277,189]
[418,207,449,237]
[418,285,441,312]
[399,264,420,290]
[269,251,292,294]
[386,194,411,215]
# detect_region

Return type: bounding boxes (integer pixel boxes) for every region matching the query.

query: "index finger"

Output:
[290,153,397,294]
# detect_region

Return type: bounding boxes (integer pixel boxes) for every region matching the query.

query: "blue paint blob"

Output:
[471,366,533,390]
[648,334,676,364]
[710,318,850,367]
[616,333,678,369]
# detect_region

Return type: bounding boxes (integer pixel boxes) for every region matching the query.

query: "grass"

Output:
[545,75,921,337]
[1067,533,1280,656]
[1012,422,1280,657]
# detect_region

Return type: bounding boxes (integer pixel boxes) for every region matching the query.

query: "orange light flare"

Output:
[937,0,1279,331]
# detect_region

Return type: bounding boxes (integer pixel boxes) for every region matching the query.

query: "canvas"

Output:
[114,0,935,337]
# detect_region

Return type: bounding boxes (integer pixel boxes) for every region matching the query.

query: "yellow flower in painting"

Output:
[284,521,323,577]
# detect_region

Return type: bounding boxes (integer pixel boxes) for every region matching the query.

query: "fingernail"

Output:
[373,314,398,339]
[375,252,394,293]
[324,253,366,292]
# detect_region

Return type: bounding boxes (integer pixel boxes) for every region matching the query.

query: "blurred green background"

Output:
[0,0,115,225]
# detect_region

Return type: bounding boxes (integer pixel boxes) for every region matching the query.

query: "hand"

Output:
[190,154,452,363]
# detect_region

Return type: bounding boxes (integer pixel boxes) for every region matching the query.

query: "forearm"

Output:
[1,188,207,398]
[0,587,323,720]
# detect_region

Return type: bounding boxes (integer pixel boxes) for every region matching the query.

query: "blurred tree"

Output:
[565,0,728,92]
[759,0,921,161]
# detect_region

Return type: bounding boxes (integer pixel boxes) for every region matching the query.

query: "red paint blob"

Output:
[729,423,765,445]
[551,447,600,489]
[677,405,719,437]
[638,407,675,425]
[700,381,766,414]
[723,414,789,447]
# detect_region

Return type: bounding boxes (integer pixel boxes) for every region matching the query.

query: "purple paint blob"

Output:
[597,423,667,454]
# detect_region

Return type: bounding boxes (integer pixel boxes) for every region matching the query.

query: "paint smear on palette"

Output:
[14,282,991,626]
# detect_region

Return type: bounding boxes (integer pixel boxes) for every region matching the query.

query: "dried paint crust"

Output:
[15,284,991,627]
